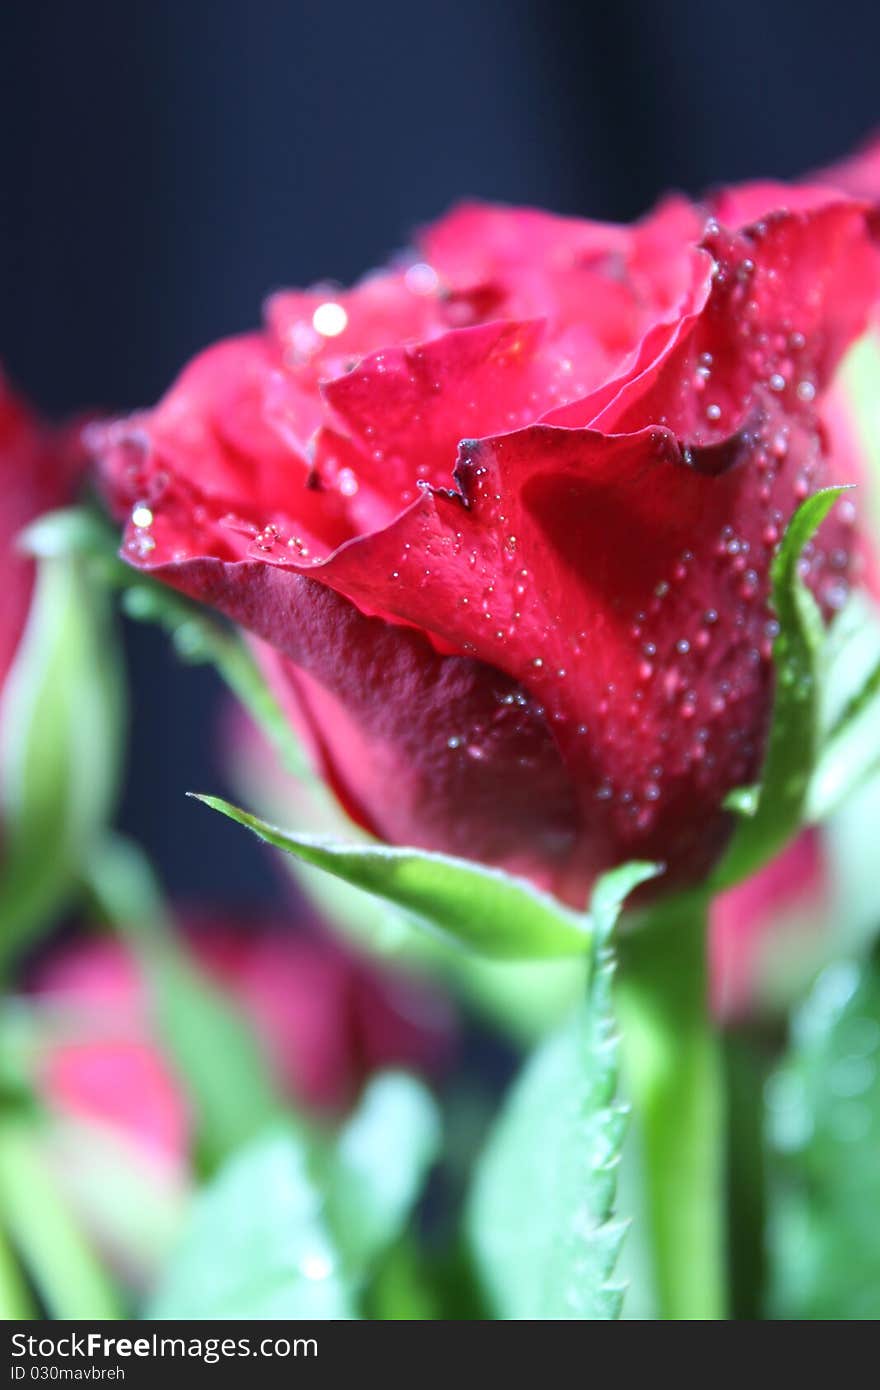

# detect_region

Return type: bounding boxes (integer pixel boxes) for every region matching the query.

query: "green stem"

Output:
[0,1121,123,1320]
[616,893,726,1320]
[723,1034,768,1321]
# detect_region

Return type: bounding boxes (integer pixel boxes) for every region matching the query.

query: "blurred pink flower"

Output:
[31,918,455,1166]
[710,829,828,1019]
[0,372,84,707]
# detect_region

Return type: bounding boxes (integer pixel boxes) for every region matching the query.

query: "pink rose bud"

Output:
[31,920,455,1166]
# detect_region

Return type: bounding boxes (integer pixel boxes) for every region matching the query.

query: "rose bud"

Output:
[94,167,880,905]
[31,918,454,1141]
[25,916,452,1281]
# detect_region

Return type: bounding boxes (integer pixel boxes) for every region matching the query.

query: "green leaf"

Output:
[149,1129,355,1320]
[589,860,666,933]
[466,863,657,1319]
[0,1121,123,1320]
[767,955,880,1319]
[0,540,125,967]
[228,729,592,1043]
[713,487,848,889]
[86,837,283,1173]
[326,1073,440,1273]
[612,1117,659,1320]
[191,795,596,960]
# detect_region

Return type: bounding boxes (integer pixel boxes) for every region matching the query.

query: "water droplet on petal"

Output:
[312,302,348,337]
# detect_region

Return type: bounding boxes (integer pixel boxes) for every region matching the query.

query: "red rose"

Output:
[31,918,454,1163]
[94,171,880,904]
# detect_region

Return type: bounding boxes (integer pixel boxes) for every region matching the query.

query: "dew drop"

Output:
[338,467,359,496]
[128,531,155,557]
[312,302,348,337]
[405,262,439,295]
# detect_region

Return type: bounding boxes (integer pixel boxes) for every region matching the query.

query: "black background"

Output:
[3,0,878,905]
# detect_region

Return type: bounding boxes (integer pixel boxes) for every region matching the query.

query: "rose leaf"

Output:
[713,486,849,889]
[190,794,659,960]
[149,1128,356,1320]
[465,871,632,1320]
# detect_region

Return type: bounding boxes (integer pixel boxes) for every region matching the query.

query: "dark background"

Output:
[3,0,878,905]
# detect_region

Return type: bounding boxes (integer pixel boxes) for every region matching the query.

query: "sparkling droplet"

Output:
[312,301,348,337]
[405,262,439,295]
[129,531,156,557]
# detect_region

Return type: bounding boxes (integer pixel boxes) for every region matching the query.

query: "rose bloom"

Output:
[31,917,454,1160]
[96,148,880,905]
